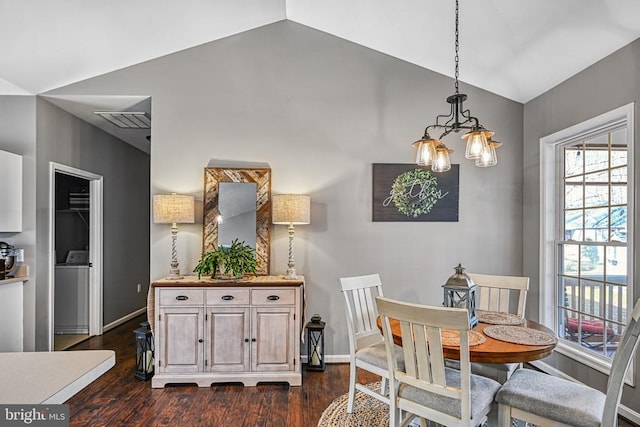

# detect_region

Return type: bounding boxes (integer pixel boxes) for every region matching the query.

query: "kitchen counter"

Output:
[0,264,29,286]
[0,350,115,403]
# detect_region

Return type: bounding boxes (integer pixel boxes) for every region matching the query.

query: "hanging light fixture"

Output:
[412,0,501,172]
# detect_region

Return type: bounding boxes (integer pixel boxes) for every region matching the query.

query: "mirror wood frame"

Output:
[203,167,271,275]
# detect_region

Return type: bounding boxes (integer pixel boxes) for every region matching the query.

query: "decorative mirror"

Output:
[203,167,271,275]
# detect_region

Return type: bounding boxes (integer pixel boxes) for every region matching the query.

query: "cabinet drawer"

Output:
[206,288,250,305]
[251,288,296,306]
[158,288,204,306]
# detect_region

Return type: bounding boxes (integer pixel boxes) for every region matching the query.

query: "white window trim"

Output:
[540,102,635,383]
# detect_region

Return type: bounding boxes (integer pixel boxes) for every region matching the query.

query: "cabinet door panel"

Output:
[158,307,203,373]
[206,307,250,372]
[252,307,294,372]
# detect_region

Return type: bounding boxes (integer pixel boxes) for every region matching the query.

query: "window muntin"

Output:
[556,127,629,358]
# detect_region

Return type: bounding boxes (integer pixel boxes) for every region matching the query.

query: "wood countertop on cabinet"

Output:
[152,275,304,287]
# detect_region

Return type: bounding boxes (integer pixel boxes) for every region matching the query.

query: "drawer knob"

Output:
[176,295,189,301]
[244,338,249,343]
[267,295,280,301]
[221,295,235,301]
[199,339,203,343]
[251,338,256,342]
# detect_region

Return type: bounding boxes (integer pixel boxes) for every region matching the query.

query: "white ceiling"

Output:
[1,0,639,130]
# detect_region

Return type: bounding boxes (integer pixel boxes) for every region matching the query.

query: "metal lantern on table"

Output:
[443,263,478,328]
[306,314,326,371]
[134,321,155,381]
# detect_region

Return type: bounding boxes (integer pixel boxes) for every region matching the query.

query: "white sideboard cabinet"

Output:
[151,276,303,388]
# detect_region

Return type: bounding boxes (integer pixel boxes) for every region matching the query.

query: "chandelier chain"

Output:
[454,0,459,94]
[412,0,499,171]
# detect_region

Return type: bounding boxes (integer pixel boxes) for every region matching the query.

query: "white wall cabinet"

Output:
[152,276,303,388]
[0,150,22,232]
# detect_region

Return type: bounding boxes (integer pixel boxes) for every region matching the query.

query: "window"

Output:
[540,104,634,376]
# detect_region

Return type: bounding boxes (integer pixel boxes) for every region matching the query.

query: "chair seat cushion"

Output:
[356,342,405,371]
[398,367,500,419]
[496,368,605,427]
[445,360,518,373]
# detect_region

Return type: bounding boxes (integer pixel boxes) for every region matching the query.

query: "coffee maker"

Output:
[0,242,20,279]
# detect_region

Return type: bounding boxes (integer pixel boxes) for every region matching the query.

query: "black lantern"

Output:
[443,263,478,328]
[306,314,326,371]
[134,321,154,381]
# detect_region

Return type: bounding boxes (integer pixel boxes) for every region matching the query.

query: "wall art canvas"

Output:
[372,163,459,222]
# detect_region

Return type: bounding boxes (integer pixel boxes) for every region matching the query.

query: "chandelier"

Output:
[412,0,501,173]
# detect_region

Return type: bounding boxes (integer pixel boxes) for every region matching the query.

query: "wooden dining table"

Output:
[377,317,557,364]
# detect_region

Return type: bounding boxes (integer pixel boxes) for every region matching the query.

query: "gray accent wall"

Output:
[35,98,150,350]
[47,21,523,356]
[524,38,640,412]
[0,95,37,351]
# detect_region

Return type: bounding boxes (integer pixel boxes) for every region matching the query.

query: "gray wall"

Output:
[0,95,37,351]
[35,98,150,349]
[47,21,523,356]
[524,38,640,411]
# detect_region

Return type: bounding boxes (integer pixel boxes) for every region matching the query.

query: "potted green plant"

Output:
[193,250,219,279]
[193,239,258,279]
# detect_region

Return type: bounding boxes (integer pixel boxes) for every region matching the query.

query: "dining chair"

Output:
[468,272,529,383]
[376,296,501,427]
[340,274,404,413]
[496,298,640,427]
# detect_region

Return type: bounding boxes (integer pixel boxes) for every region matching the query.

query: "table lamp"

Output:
[153,193,195,279]
[272,194,310,279]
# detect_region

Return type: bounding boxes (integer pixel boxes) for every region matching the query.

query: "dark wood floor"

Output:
[66,314,638,427]
[65,314,377,426]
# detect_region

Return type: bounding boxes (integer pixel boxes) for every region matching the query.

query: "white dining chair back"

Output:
[376,297,500,427]
[340,274,396,413]
[467,273,529,383]
[341,274,385,350]
[496,298,640,427]
[468,273,529,317]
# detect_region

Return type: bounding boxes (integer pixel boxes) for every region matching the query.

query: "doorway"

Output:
[49,163,103,351]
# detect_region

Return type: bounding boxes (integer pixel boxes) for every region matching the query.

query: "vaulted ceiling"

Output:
[2,0,639,104]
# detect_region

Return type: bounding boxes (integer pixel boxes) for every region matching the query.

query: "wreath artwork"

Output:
[391,169,440,218]
[372,163,459,222]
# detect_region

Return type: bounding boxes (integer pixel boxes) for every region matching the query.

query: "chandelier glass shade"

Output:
[412,0,500,171]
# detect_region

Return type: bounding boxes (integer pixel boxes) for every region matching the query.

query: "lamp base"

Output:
[168,268,183,280]
[284,268,298,280]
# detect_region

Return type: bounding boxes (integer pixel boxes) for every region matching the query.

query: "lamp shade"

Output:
[272,194,310,225]
[153,194,195,224]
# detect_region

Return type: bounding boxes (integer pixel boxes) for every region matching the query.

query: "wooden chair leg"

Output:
[497,404,512,427]
[346,361,357,413]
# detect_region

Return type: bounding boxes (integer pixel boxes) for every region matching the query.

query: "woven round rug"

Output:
[317,381,388,427]
[483,325,558,346]
[441,329,486,347]
[477,310,525,326]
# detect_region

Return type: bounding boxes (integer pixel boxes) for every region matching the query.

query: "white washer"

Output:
[54,264,89,334]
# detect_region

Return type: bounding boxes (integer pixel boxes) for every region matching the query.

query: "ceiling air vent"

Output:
[94,111,151,129]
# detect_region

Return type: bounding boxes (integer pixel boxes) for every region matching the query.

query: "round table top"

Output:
[378,316,557,364]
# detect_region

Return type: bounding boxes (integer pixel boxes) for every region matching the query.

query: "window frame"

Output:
[540,103,635,382]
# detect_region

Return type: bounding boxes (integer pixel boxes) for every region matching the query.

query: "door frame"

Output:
[48,162,104,350]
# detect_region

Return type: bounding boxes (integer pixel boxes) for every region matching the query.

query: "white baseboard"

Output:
[301,354,350,364]
[103,307,146,333]
[326,354,350,363]
[530,360,640,425]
